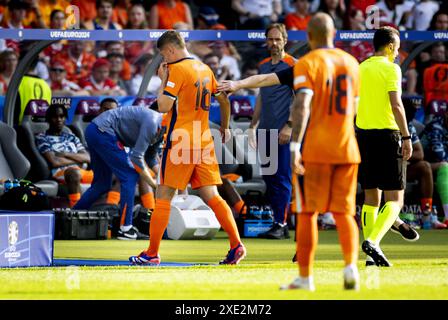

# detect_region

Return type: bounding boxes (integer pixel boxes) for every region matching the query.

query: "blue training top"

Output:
[93,106,162,170]
[257,54,296,131]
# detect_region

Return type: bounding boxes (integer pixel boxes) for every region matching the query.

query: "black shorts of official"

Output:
[356,129,407,191]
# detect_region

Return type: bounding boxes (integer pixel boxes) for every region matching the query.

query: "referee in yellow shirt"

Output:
[356,27,413,267]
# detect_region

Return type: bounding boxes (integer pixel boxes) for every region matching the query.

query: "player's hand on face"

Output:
[279,124,292,145]
[158,62,169,81]
[248,127,257,150]
[291,150,305,175]
[403,139,413,161]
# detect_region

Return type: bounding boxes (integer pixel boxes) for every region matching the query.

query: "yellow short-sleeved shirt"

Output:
[356,56,401,130]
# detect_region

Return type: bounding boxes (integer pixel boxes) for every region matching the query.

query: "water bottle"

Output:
[249,205,261,220]
[262,205,273,222]
[12,179,20,188]
[4,179,12,192]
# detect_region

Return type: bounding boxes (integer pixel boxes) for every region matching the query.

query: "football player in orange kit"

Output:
[130,30,246,265]
[218,13,361,290]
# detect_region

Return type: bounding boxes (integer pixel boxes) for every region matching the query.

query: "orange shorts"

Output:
[159,147,222,190]
[53,167,94,184]
[303,163,358,215]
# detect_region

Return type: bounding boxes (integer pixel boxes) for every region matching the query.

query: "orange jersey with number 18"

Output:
[293,48,361,164]
[162,57,219,150]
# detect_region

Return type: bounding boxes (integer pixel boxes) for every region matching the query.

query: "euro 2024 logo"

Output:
[8,221,18,248]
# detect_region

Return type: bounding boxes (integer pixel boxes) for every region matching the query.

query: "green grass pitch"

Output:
[0,230,447,299]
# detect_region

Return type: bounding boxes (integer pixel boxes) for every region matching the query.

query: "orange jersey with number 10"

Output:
[163,57,219,150]
[293,48,361,164]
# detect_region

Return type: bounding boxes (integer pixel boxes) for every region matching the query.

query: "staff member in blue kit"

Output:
[249,23,296,239]
[73,105,162,240]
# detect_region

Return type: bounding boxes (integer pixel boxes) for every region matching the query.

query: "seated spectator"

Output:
[376,0,414,30]
[318,0,345,30]
[49,8,65,29]
[112,0,129,28]
[0,2,5,21]
[47,59,89,97]
[337,7,374,62]
[79,58,126,96]
[37,0,71,28]
[423,42,448,105]
[203,52,232,82]
[209,41,241,80]
[282,0,295,14]
[107,53,130,94]
[404,99,447,229]
[420,110,448,227]
[124,2,153,63]
[84,0,122,30]
[84,0,123,56]
[42,10,67,65]
[190,6,228,59]
[35,104,92,208]
[428,9,448,30]
[231,0,282,30]
[196,6,227,30]
[406,0,439,31]
[128,53,162,96]
[350,0,376,15]
[148,0,193,30]
[2,1,29,53]
[105,41,132,80]
[71,0,96,25]
[54,41,96,84]
[1,0,46,29]
[1,1,28,29]
[285,0,312,31]
[17,40,50,81]
[0,50,18,95]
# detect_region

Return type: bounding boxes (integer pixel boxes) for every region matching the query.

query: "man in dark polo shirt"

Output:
[249,23,296,239]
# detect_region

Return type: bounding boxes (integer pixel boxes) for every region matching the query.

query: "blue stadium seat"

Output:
[0,121,58,197]
[69,99,101,146]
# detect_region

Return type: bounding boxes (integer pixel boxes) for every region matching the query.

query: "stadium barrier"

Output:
[0,29,447,42]
[0,210,54,267]
[1,29,445,125]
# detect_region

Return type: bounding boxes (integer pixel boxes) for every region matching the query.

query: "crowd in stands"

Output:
[0,1,447,227]
[0,0,446,99]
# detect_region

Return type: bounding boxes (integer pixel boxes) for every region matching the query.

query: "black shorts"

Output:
[356,129,407,191]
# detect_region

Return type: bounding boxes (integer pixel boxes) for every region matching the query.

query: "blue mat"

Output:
[53,259,207,267]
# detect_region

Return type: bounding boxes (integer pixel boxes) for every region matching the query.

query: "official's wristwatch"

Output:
[402,136,411,140]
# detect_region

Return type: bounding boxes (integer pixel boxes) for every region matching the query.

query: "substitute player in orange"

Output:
[218,13,361,290]
[130,30,246,265]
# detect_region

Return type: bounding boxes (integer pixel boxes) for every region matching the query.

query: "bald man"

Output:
[219,13,361,291]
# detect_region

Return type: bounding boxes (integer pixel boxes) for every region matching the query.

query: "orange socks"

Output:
[147,199,171,256]
[208,195,241,248]
[106,191,120,205]
[296,212,318,277]
[141,192,155,210]
[68,193,81,208]
[333,213,359,266]
[233,199,246,215]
